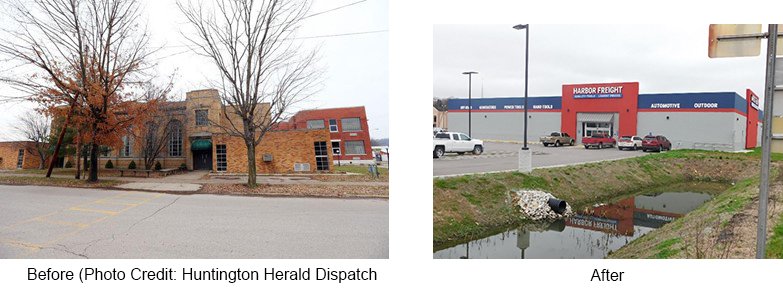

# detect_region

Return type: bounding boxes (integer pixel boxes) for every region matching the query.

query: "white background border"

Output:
[4,0,783,292]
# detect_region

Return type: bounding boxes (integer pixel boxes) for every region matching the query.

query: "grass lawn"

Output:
[0,176,121,188]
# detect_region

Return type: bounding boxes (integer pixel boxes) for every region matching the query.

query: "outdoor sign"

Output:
[638,92,739,110]
[572,85,624,99]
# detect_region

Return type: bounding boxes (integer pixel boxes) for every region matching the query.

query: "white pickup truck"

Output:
[433,132,484,158]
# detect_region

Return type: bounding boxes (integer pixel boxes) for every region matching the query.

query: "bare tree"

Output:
[0,0,158,182]
[135,81,180,170]
[178,0,322,187]
[14,111,52,169]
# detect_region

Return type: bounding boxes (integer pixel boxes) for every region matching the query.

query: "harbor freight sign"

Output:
[573,85,624,98]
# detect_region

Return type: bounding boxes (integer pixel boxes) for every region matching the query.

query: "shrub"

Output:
[179,163,187,171]
[128,161,137,169]
[64,161,73,168]
[105,160,114,169]
[154,161,162,171]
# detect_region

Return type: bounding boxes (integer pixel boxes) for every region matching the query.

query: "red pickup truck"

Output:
[582,133,616,149]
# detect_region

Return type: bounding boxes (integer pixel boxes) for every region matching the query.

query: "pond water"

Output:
[434,191,715,259]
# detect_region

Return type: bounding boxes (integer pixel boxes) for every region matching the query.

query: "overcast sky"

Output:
[0,0,388,141]
[434,24,770,102]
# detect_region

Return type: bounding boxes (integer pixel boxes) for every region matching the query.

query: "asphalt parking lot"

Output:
[0,185,388,259]
[433,141,650,176]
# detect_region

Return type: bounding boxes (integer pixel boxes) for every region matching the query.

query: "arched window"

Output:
[168,120,183,157]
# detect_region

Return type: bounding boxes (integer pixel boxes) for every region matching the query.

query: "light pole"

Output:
[462,71,478,137]
[513,24,529,150]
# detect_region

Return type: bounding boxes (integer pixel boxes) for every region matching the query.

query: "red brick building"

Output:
[277,106,374,165]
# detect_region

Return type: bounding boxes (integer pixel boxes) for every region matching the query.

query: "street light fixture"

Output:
[513,24,529,150]
[462,71,478,137]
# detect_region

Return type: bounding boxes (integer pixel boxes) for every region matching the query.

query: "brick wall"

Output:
[275,106,374,162]
[0,142,43,170]
[213,129,332,174]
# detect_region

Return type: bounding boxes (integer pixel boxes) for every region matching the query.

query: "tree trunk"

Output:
[246,142,257,187]
[88,143,99,182]
[75,138,81,180]
[82,146,88,179]
[38,153,45,169]
[46,101,76,178]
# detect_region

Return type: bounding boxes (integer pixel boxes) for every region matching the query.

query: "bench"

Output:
[118,168,180,178]
[158,168,178,177]
[118,169,153,177]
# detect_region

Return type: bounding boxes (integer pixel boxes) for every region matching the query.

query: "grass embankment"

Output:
[433,149,760,249]
[0,176,121,188]
[609,166,783,258]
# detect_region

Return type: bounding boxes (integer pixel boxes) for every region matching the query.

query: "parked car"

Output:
[618,135,643,151]
[433,132,484,158]
[582,133,616,149]
[642,135,671,152]
[540,131,575,147]
[433,127,445,136]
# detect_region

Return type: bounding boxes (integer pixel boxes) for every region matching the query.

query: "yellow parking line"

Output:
[0,239,44,251]
[34,218,90,229]
[5,192,165,258]
[68,207,119,215]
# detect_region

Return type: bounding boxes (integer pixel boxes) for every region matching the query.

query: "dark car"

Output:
[642,135,671,152]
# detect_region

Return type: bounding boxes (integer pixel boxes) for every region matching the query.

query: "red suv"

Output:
[642,135,671,152]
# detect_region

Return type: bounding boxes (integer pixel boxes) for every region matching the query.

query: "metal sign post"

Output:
[757,24,778,258]
[709,24,781,258]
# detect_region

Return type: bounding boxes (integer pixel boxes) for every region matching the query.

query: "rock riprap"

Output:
[512,189,573,220]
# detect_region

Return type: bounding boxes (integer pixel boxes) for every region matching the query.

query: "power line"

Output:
[303,0,368,20]
[291,29,387,40]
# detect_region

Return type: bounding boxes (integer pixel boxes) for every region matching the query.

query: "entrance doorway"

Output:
[193,150,212,170]
[582,122,613,137]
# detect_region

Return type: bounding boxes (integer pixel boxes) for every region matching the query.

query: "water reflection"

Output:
[434,191,712,259]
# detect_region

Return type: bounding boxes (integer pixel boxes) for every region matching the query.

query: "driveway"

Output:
[0,185,388,258]
[433,141,650,176]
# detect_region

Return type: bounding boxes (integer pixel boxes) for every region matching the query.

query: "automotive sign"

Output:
[573,85,624,99]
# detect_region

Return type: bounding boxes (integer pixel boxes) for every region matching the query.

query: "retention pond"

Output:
[434,184,728,259]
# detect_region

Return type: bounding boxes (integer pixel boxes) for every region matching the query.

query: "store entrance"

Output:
[582,122,613,137]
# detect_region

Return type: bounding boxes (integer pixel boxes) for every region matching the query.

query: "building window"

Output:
[121,136,133,157]
[195,109,209,126]
[168,120,183,157]
[307,119,325,129]
[329,119,338,132]
[345,140,366,155]
[100,146,112,157]
[216,144,227,172]
[331,141,341,155]
[341,118,361,131]
[16,149,24,169]
[314,141,329,171]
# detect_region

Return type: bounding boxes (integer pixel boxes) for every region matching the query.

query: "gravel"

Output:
[512,189,574,221]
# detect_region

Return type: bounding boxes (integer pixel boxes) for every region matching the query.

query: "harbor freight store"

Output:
[447,82,763,152]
